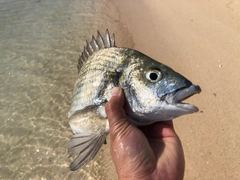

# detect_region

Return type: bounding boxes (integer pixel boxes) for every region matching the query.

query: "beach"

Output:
[0,0,239,179]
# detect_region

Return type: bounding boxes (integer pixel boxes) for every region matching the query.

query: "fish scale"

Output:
[67,30,201,171]
[68,48,124,118]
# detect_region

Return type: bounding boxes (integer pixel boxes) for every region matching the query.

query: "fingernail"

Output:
[112,87,121,96]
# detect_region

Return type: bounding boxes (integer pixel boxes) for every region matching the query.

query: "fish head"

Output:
[120,50,201,125]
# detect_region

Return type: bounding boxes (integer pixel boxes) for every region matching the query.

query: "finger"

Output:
[139,121,178,138]
[160,120,174,128]
[105,87,131,141]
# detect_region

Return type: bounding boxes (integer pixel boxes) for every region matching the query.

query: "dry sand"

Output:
[112,0,240,179]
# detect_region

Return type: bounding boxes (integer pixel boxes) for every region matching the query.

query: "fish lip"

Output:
[165,84,201,112]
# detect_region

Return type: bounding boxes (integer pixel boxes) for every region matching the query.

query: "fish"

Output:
[67,30,201,171]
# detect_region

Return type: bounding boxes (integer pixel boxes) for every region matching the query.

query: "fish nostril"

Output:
[184,79,192,87]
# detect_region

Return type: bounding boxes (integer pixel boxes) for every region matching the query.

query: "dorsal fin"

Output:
[77,30,116,73]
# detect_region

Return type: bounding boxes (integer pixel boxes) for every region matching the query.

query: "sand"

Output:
[0,0,239,179]
[112,0,240,179]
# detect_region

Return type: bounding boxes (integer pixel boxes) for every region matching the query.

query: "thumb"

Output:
[105,87,131,141]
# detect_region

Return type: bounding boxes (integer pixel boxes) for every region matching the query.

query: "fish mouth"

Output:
[165,84,202,113]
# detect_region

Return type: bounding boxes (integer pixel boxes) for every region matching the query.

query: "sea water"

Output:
[0,0,133,179]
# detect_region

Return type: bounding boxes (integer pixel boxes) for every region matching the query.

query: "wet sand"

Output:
[112,0,240,179]
[0,0,122,179]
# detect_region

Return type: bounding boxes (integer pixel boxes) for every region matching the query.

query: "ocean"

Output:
[0,0,134,179]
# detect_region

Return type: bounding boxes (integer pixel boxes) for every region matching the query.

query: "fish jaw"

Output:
[156,84,201,118]
[125,84,201,125]
[156,84,202,120]
[167,84,201,112]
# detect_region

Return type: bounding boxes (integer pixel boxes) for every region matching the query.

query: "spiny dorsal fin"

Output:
[77,30,115,73]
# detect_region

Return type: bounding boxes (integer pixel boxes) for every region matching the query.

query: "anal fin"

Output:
[68,132,107,171]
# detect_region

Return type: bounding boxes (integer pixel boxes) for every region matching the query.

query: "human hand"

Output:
[105,87,185,180]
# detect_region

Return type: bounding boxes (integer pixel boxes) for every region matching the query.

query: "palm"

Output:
[110,121,184,180]
[140,122,185,180]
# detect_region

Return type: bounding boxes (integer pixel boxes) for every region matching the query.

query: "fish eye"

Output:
[146,69,162,82]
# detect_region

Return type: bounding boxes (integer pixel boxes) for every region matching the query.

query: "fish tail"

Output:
[68,132,107,171]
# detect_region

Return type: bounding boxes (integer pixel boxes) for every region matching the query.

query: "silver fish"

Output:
[68,30,201,170]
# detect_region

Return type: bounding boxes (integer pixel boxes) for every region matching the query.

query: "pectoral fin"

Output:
[68,132,107,171]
